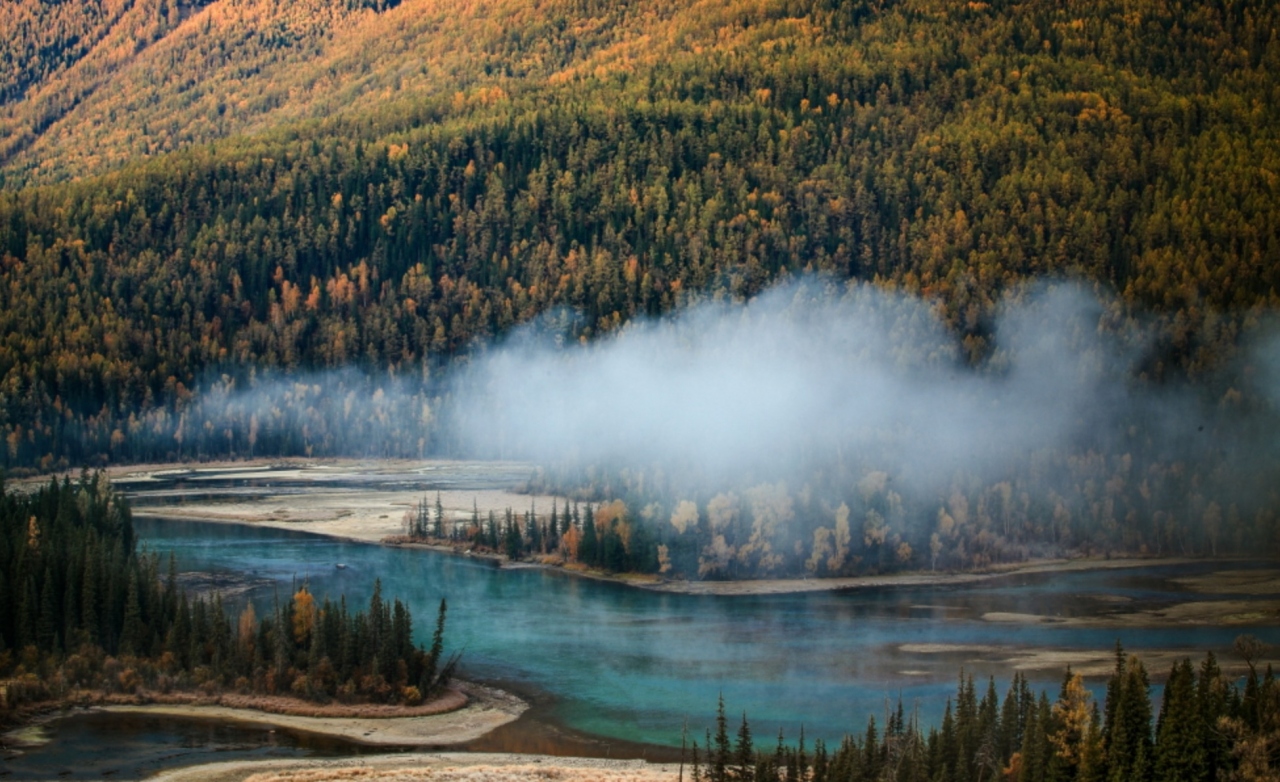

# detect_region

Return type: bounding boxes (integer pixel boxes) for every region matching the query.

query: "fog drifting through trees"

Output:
[94,277,1280,568]
[446,277,1279,501]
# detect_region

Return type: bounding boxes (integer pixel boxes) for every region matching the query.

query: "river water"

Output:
[5,516,1277,779]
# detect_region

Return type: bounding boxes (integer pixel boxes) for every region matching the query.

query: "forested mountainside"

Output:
[0,0,697,183]
[1,0,1279,578]
[3,0,1278,468]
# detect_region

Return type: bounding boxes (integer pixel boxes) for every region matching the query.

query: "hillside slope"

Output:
[0,0,703,184]
[0,0,1278,473]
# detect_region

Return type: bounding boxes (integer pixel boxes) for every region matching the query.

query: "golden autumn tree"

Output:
[292,587,317,645]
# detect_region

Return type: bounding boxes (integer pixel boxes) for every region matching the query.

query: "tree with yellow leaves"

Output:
[1049,670,1103,782]
[292,586,316,646]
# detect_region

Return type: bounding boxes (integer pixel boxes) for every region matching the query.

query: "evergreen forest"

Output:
[691,644,1279,782]
[0,475,457,721]
[1,0,1279,579]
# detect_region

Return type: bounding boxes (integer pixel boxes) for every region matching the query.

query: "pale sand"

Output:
[1172,569,1280,595]
[898,643,1280,679]
[979,598,1280,628]
[99,682,525,747]
[14,459,1242,599]
[148,753,680,782]
[639,556,1207,596]
[100,459,567,546]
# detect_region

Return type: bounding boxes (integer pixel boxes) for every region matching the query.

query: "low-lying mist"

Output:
[443,277,1277,499]
[93,276,1278,565]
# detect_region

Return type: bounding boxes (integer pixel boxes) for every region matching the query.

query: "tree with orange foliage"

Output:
[292,586,316,645]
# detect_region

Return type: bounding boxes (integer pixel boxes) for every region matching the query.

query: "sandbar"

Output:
[979,599,1280,628]
[98,682,526,747]
[898,643,1280,679]
[148,752,680,782]
[14,459,1249,600]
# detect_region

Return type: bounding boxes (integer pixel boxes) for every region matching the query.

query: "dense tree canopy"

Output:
[1,0,1278,576]
[696,644,1280,782]
[0,476,456,718]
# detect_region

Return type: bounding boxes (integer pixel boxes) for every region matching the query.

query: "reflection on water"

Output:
[12,515,1277,778]
[0,711,397,780]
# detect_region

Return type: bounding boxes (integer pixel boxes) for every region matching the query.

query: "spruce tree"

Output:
[120,569,144,656]
[735,711,755,782]
[434,492,445,538]
[579,504,599,566]
[713,695,731,782]
[1196,652,1229,781]
[37,566,58,652]
[1154,659,1205,782]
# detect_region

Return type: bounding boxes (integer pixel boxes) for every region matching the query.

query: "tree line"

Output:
[0,474,456,718]
[2,0,1279,473]
[396,493,661,574]
[690,641,1278,782]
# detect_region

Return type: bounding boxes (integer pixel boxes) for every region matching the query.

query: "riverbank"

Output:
[2,681,525,750]
[26,459,1269,603]
[897,643,1280,679]
[148,752,680,782]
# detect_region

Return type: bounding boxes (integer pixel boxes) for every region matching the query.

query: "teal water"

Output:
[1,711,398,780]
[132,519,1278,748]
[9,517,1275,780]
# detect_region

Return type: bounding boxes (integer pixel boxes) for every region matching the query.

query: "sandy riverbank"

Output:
[897,643,1280,679]
[93,459,565,547]
[148,752,680,782]
[635,556,1220,596]
[979,597,1280,628]
[22,459,1265,602]
[99,681,526,747]
[1,681,525,751]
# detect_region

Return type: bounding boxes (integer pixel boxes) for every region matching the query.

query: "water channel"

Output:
[5,513,1277,779]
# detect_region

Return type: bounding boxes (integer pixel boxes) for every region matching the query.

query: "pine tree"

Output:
[735,711,755,782]
[434,492,445,538]
[80,551,99,646]
[1154,659,1205,782]
[1019,693,1051,782]
[526,507,541,555]
[1196,652,1229,781]
[579,504,599,566]
[1001,673,1026,761]
[711,695,732,782]
[37,567,58,652]
[120,568,144,656]
[504,512,523,560]
[1104,654,1153,782]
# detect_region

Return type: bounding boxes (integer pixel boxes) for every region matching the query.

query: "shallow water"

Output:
[1,711,398,780]
[10,515,1277,779]
[137,519,1277,745]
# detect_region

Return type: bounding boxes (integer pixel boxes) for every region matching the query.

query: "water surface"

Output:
[10,516,1276,780]
[134,518,1277,747]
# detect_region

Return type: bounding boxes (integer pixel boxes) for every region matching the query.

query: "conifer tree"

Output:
[579,504,599,566]
[1154,659,1206,782]
[120,569,143,656]
[735,711,755,782]
[713,695,731,782]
